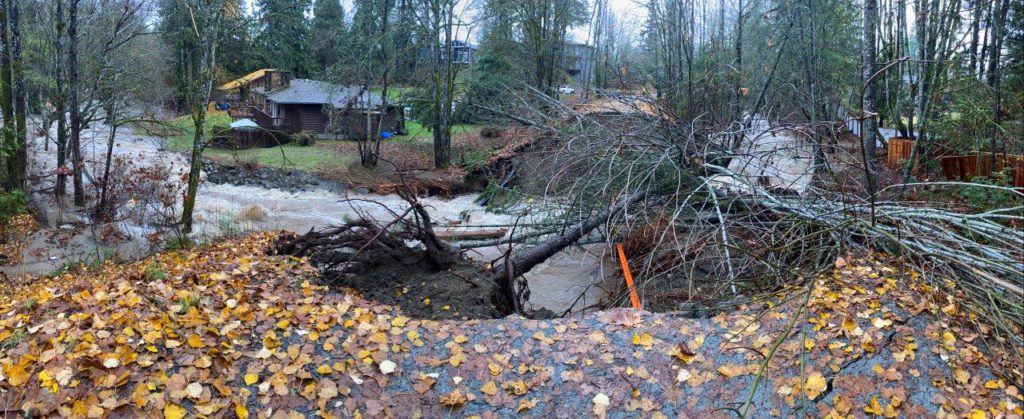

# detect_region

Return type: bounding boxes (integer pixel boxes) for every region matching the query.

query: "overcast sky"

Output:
[242,0,648,45]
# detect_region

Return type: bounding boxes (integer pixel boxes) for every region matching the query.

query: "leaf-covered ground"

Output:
[1,234,1021,418]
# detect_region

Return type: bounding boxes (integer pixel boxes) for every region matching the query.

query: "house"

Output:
[418,40,478,65]
[451,40,478,65]
[563,42,595,85]
[215,69,404,139]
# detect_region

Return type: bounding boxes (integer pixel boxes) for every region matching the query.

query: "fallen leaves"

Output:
[0,236,1017,418]
[593,392,610,417]
[804,372,827,400]
[480,380,499,396]
[379,360,397,374]
[163,403,187,419]
[439,389,467,407]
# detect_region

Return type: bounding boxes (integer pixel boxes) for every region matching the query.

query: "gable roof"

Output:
[216,69,279,91]
[264,79,384,109]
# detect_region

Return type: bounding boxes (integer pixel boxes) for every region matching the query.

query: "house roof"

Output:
[216,69,279,91]
[264,79,384,109]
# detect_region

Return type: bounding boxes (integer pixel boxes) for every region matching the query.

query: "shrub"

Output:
[0,190,26,225]
[956,169,1021,212]
[292,130,316,147]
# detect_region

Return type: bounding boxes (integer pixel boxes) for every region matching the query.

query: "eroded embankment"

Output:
[0,234,1019,417]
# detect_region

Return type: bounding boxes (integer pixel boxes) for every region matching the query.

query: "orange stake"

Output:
[616,243,642,309]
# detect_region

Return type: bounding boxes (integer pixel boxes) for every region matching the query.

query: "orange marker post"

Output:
[616,243,642,310]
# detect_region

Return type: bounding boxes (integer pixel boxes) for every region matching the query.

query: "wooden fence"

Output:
[941,154,1024,188]
[886,138,915,167]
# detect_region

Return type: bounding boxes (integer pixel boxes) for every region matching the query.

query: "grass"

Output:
[369,86,417,102]
[401,121,483,142]
[158,111,356,172]
[154,110,483,175]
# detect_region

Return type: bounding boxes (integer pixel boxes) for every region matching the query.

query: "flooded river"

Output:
[16,123,613,314]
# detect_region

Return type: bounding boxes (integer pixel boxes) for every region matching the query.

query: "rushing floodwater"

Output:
[19,123,614,314]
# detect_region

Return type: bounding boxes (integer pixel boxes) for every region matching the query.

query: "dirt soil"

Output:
[335,253,501,321]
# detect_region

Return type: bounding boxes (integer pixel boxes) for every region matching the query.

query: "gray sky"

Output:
[244,0,648,45]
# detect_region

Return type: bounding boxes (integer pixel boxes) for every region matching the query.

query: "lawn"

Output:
[154,111,354,172]
[151,111,484,174]
[401,120,483,142]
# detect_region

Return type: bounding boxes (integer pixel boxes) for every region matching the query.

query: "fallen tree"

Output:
[471,90,1023,356]
[488,192,647,314]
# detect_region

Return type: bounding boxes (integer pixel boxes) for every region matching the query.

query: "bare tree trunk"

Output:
[429,0,454,169]
[5,0,26,191]
[985,0,1008,169]
[54,0,68,198]
[179,0,226,237]
[0,0,13,189]
[68,0,85,207]
[977,3,991,79]
[968,0,983,72]
[97,93,118,219]
[731,0,745,135]
[181,112,205,234]
[862,0,879,179]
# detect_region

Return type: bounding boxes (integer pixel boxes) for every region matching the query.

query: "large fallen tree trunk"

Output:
[491,192,647,314]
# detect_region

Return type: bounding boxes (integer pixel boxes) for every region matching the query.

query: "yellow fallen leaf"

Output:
[439,389,467,406]
[453,335,469,344]
[967,409,987,419]
[632,333,653,347]
[480,381,498,396]
[244,374,259,385]
[503,380,528,395]
[38,370,59,393]
[805,372,826,400]
[954,368,970,384]
[187,334,204,348]
[864,396,884,416]
[234,401,249,419]
[804,338,815,350]
[164,403,187,419]
[517,398,538,412]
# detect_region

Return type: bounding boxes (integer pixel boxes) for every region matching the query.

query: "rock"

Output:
[201,159,336,193]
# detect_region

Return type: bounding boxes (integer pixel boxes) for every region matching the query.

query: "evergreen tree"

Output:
[310,0,346,74]
[256,0,315,77]
[220,0,257,77]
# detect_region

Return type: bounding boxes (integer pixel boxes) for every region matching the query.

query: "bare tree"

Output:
[68,0,85,206]
[168,0,229,236]
[861,0,878,180]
